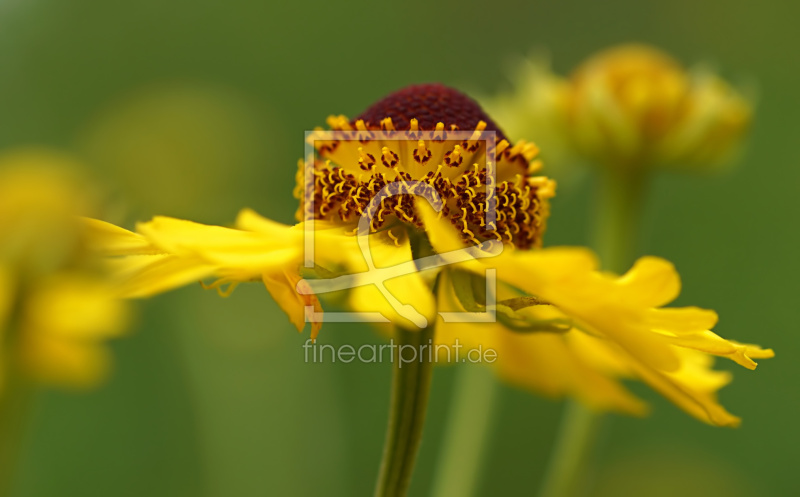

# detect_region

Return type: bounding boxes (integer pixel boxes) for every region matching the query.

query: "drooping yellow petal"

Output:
[415,199,467,255]
[644,306,719,333]
[235,208,311,237]
[81,217,160,256]
[615,256,681,307]
[494,330,649,415]
[435,270,648,415]
[346,236,438,330]
[108,254,217,298]
[90,210,375,339]
[659,330,774,370]
[627,347,741,427]
[497,250,687,372]
[263,269,323,340]
[136,216,295,258]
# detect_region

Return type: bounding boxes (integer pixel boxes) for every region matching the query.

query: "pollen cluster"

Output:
[296,84,555,250]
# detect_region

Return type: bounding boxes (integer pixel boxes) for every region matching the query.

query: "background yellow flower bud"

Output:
[567,44,753,170]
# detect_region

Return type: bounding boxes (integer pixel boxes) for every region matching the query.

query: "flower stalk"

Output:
[592,165,647,274]
[374,323,437,497]
[537,401,605,497]
[538,166,648,497]
[431,364,498,497]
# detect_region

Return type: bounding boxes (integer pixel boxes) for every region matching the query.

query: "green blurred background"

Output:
[1,0,797,495]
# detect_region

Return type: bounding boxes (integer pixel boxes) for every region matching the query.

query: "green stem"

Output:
[431,365,498,497]
[537,165,648,497]
[0,375,34,497]
[374,324,436,497]
[537,401,604,497]
[592,166,647,273]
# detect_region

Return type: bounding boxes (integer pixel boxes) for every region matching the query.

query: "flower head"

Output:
[89,84,772,426]
[0,150,129,392]
[302,84,554,250]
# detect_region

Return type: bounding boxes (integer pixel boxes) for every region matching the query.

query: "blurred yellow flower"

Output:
[87,84,772,426]
[0,151,129,393]
[485,45,752,172]
[568,44,752,170]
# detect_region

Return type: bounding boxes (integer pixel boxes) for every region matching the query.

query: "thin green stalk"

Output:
[431,364,498,497]
[592,166,646,274]
[374,324,436,497]
[537,401,604,497]
[537,165,648,497]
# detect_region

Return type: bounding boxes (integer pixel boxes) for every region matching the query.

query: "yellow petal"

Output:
[491,250,682,372]
[137,216,293,257]
[627,348,741,427]
[434,271,648,415]
[346,237,437,329]
[263,268,323,340]
[91,212,365,340]
[109,254,216,298]
[81,217,160,256]
[661,330,774,370]
[235,208,307,236]
[495,330,649,415]
[645,307,719,333]
[415,198,466,254]
[616,256,681,307]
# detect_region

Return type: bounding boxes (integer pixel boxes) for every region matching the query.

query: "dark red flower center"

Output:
[354,83,507,140]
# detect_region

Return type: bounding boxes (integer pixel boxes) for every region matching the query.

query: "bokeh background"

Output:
[1,0,797,495]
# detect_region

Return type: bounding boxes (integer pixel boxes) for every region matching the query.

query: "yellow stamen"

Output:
[387,229,401,247]
[381,147,399,168]
[495,139,510,157]
[433,122,446,141]
[445,145,463,167]
[465,120,488,151]
[414,140,432,164]
[358,147,376,171]
[326,115,352,131]
[380,117,396,131]
[522,142,540,161]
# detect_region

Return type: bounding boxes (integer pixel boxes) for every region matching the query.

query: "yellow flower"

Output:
[0,150,130,392]
[88,84,772,426]
[567,44,752,169]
